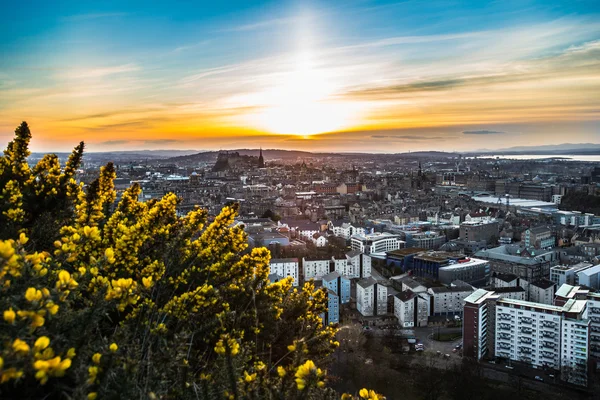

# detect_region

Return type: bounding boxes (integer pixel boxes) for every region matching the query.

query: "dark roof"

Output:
[493,286,525,293]
[386,248,427,257]
[401,277,425,289]
[530,278,556,290]
[493,273,518,283]
[270,258,299,264]
[429,285,474,294]
[529,225,551,235]
[346,250,362,258]
[322,271,341,281]
[357,277,377,289]
[395,289,416,302]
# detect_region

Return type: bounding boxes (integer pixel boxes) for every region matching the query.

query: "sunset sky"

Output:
[1,0,599,153]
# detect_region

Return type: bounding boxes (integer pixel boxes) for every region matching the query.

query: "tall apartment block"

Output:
[464,287,591,386]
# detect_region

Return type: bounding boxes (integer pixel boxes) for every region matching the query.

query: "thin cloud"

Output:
[372,135,448,140]
[219,16,300,32]
[463,130,505,135]
[61,13,128,22]
[59,64,140,79]
[100,140,130,146]
[144,139,181,145]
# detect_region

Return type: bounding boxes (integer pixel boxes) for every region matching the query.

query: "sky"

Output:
[0,0,599,153]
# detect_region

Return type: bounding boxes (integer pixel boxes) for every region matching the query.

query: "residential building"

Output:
[577,264,600,290]
[491,286,526,300]
[528,279,556,305]
[351,232,405,255]
[322,271,351,304]
[428,284,475,316]
[459,218,499,244]
[464,288,590,386]
[394,290,416,327]
[345,250,372,278]
[491,273,519,288]
[328,221,368,240]
[302,257,331,281]
[323,290,340,325]
[550,262,594,287]
[269,258,299,286]
[523,226,555,249]
[356,277,388,316]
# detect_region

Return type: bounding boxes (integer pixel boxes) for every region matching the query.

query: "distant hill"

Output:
[481,143,600,155]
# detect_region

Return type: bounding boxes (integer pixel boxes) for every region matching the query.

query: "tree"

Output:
[0,123,382,400]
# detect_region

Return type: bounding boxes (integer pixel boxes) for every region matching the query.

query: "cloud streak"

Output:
[463,130,505,135]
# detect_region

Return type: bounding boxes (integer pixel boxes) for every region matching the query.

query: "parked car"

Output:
[548,374,555,378]
[505,365,514,370]
[488,360,496,364]
[534,376,543,382]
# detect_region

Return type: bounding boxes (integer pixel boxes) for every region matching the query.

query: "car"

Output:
[548,374,555,378]
[488,360,496,364]
[534,376,543,382]
[505,365,514,369]
[452,348,457,353]
[444,354,450,358]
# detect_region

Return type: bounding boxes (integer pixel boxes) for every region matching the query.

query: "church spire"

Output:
[258,147,265,168]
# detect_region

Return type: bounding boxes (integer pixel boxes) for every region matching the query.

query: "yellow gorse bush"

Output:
[0,122,383,400]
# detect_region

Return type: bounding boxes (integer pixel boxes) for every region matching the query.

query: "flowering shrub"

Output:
[0,122,381,399]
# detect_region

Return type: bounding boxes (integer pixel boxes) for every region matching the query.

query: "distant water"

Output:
[479,155,600,162]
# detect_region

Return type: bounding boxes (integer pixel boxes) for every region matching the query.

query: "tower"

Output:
[258,148,265,168]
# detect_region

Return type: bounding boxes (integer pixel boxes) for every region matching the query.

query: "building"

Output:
[328,221,368,240]
[464,288,590,386]
[463,289,500,360]
[459,218,499,244]
[491,273,519,288]
[577,264,600,290]
[302,257,331,281]
[402,230,447,250]
[523,226,555,249]
[351,232,405,255]
[428,284,475,316]
[475,245,558,285]
[345,250,372,278]
[550,262,594,287]
[385,248,427,274]
[269,258,299,286]
[491,286,526,300]
[412,251,490,286]
[323,290,340,325]
[528,279,556,305]
[356,277,388,316]
[394,290,416,327]
[322,271,351,304]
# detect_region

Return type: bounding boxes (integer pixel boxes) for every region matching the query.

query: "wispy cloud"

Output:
[58,64,140,80]
[371,135,448,140]
[219,16,299,32]
[100,140,130,146]
[144,139,180,145]
[61,13,128,22]
[463,130,505,135]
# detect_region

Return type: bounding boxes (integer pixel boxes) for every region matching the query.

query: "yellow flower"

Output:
[34,336,50,351]
[105,247,115,264]
[0,357,3,369]
[287,344,296,352]
[244,371,256,383]
[359,389,369,398]
[25,287,43,302]
[19,232,29,245]
[88,392,98,400]
[92,353,102,364]
[66,348,76,358]
[341,394,352,400]
[277,366,286,377]
[109,343,118,352]
[4,308,16,324]
[12,338,30,354]
[142,276,153,288]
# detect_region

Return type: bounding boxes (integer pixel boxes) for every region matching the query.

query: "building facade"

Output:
[269,258,299,286]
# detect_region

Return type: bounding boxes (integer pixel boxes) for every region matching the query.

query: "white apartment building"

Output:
[394,291,416,328]
[494,298,589,386]
[351,232,405,255]
[345,250,372,278]
[528,279,556,305]
[550,263,594,287]
[428,285,475,315]
[357,277,388,316]
[269,258,299,286]
[302,258,330,281]
[329,222,367,240]
[332,257,351,277]
[577,264,600,290]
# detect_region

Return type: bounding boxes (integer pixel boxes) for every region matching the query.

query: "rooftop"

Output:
[270,258,299,264]
[386,248,427,257]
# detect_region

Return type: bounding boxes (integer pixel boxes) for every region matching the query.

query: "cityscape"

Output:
[1,1,600,400]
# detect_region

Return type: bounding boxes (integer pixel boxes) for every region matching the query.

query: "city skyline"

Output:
[1,0,599,152]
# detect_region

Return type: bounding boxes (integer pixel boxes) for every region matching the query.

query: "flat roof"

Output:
[270,258,299,263]
[464,289,496,304]
[386,248,427,257]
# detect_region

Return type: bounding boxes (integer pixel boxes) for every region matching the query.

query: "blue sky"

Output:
[1,0,599,152]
